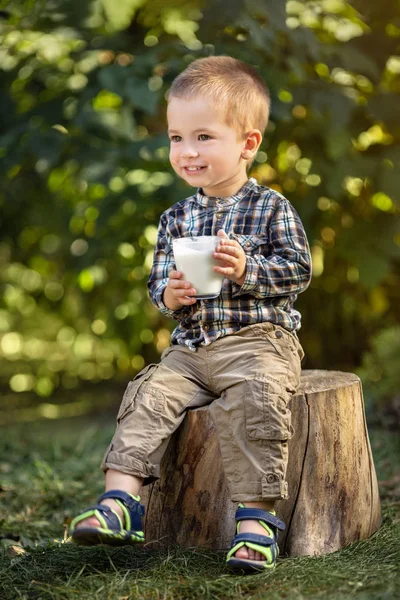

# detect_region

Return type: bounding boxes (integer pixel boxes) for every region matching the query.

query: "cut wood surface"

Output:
[141,370,381,556]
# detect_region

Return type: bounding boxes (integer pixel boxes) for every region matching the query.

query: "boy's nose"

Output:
[180,146,199,158]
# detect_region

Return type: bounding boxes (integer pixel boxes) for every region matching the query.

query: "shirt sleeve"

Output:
[231,199,312,299]
[147,212,193,320]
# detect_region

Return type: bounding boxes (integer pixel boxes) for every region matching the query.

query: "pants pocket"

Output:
[244,377,293,441]
[262,327,296,361]
[117,363,158,422]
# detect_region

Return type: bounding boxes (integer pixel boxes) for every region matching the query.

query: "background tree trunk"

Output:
[141,370,381,556]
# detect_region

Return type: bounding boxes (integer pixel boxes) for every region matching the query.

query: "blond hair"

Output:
[168,56,270,138]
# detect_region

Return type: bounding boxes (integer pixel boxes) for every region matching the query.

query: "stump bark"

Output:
[141,370,381,556]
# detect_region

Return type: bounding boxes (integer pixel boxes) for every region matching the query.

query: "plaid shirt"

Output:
[148,178,311,349]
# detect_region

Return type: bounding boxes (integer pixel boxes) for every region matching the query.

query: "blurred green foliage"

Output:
[358,326,400,426]
[0,0,399,416]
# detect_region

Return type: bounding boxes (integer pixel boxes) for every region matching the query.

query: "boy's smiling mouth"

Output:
[183,166,207,173]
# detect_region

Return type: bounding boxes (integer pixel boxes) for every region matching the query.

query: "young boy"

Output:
[70,56,312,573]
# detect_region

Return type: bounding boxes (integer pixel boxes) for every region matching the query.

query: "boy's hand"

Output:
[213,230,247,286]
[163,269,197,310]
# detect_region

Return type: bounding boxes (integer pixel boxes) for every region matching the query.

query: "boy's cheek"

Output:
[169,148,178,166]
[169,157,180,174]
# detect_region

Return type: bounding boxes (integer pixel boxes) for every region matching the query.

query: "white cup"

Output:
[172,236,224,300]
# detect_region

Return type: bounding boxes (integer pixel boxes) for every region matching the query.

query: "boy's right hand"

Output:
[163,270,197,310]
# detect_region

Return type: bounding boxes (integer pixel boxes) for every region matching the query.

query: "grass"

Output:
[0,416,399,600]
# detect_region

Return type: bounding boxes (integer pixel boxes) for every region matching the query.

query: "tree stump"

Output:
[141,370,381,556]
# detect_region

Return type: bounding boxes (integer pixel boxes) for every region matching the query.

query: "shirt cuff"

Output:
[153,284,192,320]
[231,256,259,297]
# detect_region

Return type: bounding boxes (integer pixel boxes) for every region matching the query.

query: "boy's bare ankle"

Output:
[105,469,143,498]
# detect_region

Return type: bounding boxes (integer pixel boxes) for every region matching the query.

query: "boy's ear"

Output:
[241,129,262,160]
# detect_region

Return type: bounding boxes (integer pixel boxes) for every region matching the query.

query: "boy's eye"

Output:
[198,134,211,141]
[170,135,182,142]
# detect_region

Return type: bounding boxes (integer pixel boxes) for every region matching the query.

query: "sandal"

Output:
[226,504,285,573]
[70,489,145,546]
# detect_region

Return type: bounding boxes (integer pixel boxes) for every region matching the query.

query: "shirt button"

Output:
[217,213,223,218]
[203,324,209,331]
[245,241,251,248]
[275,331,283,339]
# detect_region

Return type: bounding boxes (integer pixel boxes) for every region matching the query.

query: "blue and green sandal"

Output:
[70,490,145,546]
[226,504,285,573]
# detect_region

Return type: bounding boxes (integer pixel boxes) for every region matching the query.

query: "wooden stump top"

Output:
[297,370,360,393]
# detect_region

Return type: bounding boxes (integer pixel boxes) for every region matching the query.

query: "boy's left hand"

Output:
[213,230,246,286]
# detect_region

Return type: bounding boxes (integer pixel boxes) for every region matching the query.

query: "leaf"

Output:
[306,86,353,129]
[7,544,25,557]
[98,66,160,115]
[383,147,400,165]
[125,77,160,115]
[81,160,117,183]
[290,28,322,62]
[357,254,391,288]
[28,129,65,167]
[336,45,381,81]
[198,0,244,36]
[103,0,146,31]
[325,130,351,161]
[245,0,287,29]
[98,65,129,95]
[379,169,400,203]
[329,92,354,129]
[368,94,399,127]
[336,217,399,287]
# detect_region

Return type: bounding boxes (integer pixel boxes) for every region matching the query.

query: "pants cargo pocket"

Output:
[117,363,159,423]
[244,376,292,500]
[244,377,293,441]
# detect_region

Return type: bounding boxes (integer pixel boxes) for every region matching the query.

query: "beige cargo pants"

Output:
[102,322,304,502]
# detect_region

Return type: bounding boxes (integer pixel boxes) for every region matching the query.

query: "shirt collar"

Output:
[194,178,258,208]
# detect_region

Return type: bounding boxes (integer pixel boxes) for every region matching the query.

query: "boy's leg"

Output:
[208,323,304,563]
[74,345,215,531]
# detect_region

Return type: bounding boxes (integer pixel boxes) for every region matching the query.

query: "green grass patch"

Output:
[0,418,399,600]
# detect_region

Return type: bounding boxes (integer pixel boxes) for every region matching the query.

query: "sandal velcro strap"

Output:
[231,532,276,548]
[85,504,121,529]
[98,490,145,517]
[235,508,286,531]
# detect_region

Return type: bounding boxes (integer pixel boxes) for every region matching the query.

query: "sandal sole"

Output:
[227,557,276,573]
[71,527,144,546]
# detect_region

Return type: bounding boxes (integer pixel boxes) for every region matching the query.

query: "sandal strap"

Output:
[98,490,145,515]
[98,490,145,532]
[84,504,122,530]
[235,507,285,531]
[231,532,276,548]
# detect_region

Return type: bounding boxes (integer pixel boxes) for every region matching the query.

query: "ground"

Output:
[0,415,399,600]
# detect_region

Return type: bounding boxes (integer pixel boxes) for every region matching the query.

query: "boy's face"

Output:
[167,95,249,198]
